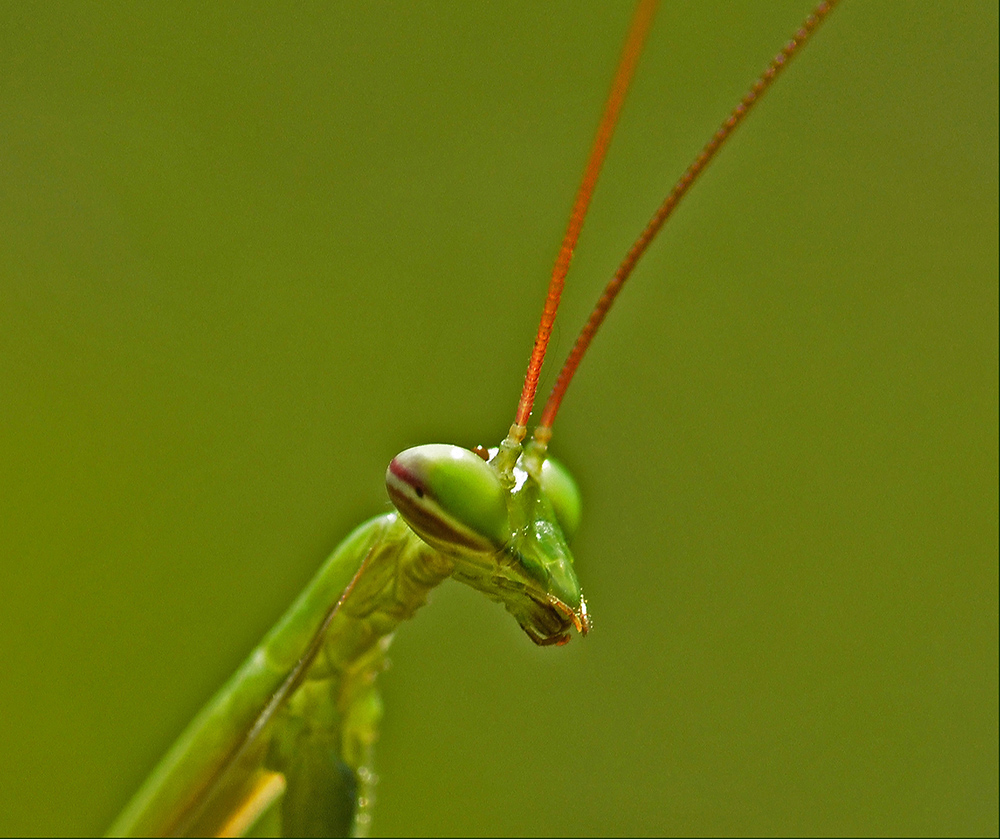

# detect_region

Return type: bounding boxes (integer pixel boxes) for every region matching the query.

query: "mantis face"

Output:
[386,443,589,646]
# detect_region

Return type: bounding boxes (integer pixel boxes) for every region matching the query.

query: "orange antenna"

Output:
[506,0,659,450]
[534,0,840,445]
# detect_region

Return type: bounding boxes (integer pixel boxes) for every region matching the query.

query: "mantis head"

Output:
[384,0,838,649]
[386,443,589,646]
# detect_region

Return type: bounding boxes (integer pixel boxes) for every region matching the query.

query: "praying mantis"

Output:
[97,2,840,835]
[2,0,993,836]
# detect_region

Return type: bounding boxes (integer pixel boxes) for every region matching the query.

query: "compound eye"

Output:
[539,456,583,541]
[386,444,510,554]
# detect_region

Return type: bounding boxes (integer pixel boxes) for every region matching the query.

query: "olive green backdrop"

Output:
[1,2,996,836]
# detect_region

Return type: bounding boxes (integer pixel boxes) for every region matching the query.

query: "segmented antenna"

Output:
[494,0,658,476]
[533,0,840,449]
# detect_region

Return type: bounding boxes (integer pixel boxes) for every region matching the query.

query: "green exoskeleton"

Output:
[108,1,839,835]
[108,444,587,837]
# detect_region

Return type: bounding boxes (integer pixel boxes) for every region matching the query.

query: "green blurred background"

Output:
[1,2,996,836]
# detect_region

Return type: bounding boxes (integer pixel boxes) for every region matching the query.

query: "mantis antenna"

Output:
[533,0,840,449]
[496,0,841,474]
[493,0,658,476]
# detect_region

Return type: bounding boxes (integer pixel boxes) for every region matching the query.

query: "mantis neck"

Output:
[163,513,453,838]
[269,513,454,836]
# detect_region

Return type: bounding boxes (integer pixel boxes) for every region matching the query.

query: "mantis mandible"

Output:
[108,1,839,835]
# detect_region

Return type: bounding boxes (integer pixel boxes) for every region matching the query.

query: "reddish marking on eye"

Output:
[389,457,419,489]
